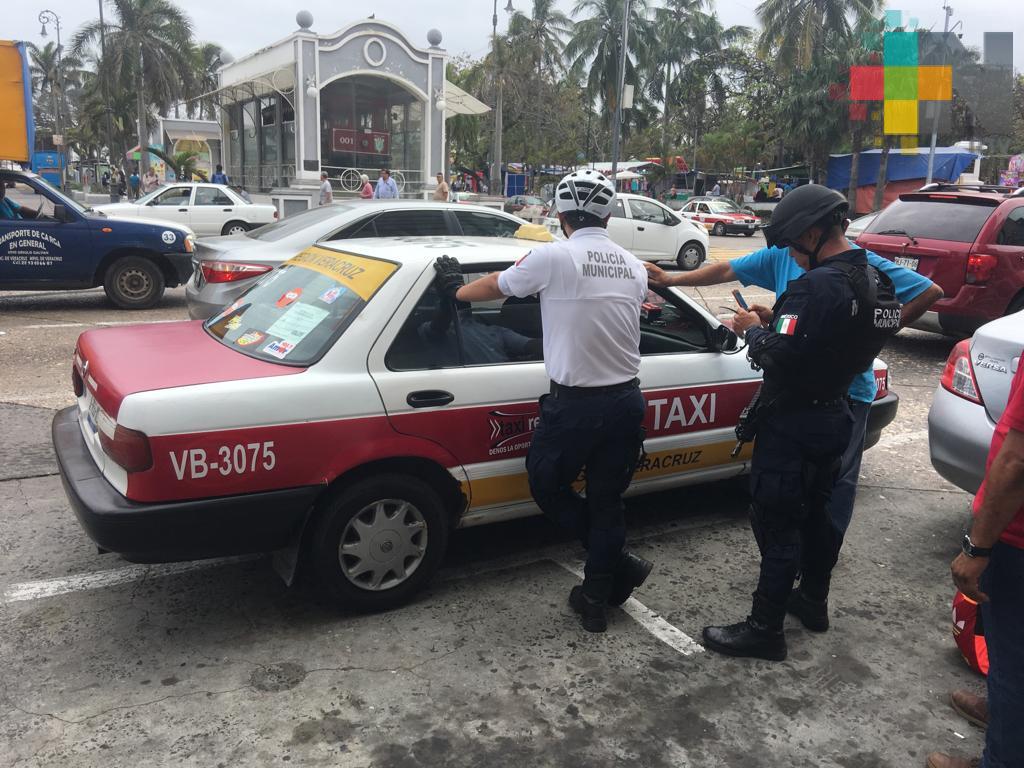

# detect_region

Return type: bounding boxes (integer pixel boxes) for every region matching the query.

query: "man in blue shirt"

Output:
[646,230,942,627]
[374,168,399,199]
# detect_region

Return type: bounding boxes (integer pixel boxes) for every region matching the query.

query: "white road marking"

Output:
[874,428,929,449]
[18,319,182,330]
[1,555,260,604]
[554,560,703,657]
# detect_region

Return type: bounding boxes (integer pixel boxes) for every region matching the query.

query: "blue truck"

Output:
[1,168,194,308]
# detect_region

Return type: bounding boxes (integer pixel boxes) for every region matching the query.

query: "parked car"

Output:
[678,199,761,236]
[857,184,1024,336]
[0,168,194,308]
[928,310,1023,493]
[845,212,879,240]
[544,193,710,270]
[53,236,898,610]
[186,200,532,319]
[95,183,277,237]
[504,195,548,218]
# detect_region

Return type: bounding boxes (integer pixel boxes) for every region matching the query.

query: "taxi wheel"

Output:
[310,474,449,612]
[103,256,165,309]
[221,221,250,236]
[677,241,705,271]
[743,231,755,237]
[712,222,727,237]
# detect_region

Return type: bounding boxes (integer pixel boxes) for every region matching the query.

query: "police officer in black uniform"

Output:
[702,185,901,661]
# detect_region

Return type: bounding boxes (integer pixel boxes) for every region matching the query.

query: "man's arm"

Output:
[952,427,1024,601]
[455,272,505,302]
[645,260,737,288]
[899,283,943,327]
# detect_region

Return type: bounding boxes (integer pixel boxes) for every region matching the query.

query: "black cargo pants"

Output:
[526,383,646,584]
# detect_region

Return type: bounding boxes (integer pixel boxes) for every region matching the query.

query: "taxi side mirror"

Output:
[711,323,737,352]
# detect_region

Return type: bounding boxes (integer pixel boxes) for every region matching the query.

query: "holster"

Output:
[732,385,763,457]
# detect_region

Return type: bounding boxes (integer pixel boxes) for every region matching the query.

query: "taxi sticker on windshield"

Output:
[276,288,302,308]
[263,340,295,359]
[236,329,265,347]
[286,247,398,301]
[210,300,241,324]
[318,286,344,305]
[225,316,242,331]
[267,303,329,344]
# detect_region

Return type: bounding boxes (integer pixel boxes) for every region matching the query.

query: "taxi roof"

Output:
[314,235,538,267]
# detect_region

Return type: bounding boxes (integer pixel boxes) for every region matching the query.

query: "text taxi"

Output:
[1,169,194,308]
[52,237,899,611]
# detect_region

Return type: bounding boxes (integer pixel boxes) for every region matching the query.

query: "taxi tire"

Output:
[103,256,165,309]
[712,222,726,237]
[677,241,705,271]
[221,221,250,236]
[310,474,449,612]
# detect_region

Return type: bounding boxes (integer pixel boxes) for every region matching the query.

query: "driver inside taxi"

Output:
[0,183,40,221]
[418,295,542,365]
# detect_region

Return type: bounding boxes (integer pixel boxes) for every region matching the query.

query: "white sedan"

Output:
[545,193,709,270]
[96,183,278,237]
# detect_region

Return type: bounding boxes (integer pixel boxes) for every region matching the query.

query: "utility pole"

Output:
[98,0,118,197]
[490,1,514,197]
[609,0,630,181]
[925,3,954,185]
[39,10,66,189]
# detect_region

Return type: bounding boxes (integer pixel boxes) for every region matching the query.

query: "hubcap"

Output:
[338,499,428,591]
[116,268,152,300]
[680,246,701,270]
[228,225,246,235]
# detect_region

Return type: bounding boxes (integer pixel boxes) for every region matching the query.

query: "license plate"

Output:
[895,256,919,271]
[85,396,100,435]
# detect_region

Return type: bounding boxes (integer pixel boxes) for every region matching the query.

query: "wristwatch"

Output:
[962,534,993,559]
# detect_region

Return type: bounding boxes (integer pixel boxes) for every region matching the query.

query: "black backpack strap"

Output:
[823,257,878,307]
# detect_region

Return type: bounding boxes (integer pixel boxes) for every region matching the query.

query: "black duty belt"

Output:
[549,378,639,397]
[776,395,847,409]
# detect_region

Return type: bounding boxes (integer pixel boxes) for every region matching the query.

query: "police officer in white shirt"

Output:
[433,170,653,633]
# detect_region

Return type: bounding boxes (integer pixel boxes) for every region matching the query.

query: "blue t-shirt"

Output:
[730,244,934,403]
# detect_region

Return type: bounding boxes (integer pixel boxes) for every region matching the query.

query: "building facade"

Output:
[216,12,460,202]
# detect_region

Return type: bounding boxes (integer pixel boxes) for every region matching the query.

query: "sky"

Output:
[10,0,1023,72]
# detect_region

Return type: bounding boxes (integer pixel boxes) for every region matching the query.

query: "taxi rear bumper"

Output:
[52,407,320,563]
[865,392,899,450]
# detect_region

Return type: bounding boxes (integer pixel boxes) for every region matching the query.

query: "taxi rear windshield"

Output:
[204,247,398,366]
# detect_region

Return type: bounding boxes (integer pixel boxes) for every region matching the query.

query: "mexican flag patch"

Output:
[776,314,798,335]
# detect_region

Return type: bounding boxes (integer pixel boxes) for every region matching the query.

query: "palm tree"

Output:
[189,41,225,121]
[27,41,81,136]
[73,0,195,172]
[508,0,573,78]
[756,0,882,72]
[564,0,651,125]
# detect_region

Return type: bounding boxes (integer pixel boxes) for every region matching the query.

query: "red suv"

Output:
[857,184,1024,336]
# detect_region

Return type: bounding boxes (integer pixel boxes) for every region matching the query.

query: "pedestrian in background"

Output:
[926,363,1024,768]
[710,180,721,196]
[128,169,140,200]
[359,174,373,199]
[433,172,450,201]
[319,171,333,206]
[211,164,228,185]
[433,170,653,634]
[374,168,399,199]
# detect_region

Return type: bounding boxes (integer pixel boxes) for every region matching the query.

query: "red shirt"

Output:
[973,363,1024,548]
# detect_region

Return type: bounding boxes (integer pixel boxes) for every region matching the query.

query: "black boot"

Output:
[608,552,654,607]
[569,573,613,633]
[702,593,787,661]
[786,588,829,632]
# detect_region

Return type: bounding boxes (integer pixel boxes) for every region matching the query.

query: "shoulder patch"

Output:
[515,251,530,266]
[776,314,798,335]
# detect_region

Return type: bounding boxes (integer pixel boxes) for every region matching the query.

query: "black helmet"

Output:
[764,184,848,250]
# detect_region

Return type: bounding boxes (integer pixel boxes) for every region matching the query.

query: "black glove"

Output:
[434,255,464,299]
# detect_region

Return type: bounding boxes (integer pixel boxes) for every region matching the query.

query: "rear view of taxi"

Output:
[53,236,899,611]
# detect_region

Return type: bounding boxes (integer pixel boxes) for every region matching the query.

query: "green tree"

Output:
[756,0,882,72]
[187,41,226,120]
[73,0,196,172]
[27,41,81,139]
[508,0,572,78]
[564,0,651,130]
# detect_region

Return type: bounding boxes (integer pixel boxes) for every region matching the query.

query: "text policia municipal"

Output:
[582,250,637,280]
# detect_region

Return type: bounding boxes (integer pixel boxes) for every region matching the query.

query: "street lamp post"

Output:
[925,3,956,186]
[490,0,513,197]
[39,9,66,189]
[609,0,631,181]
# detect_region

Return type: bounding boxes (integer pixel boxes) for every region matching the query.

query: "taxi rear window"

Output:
[204,247,399,366]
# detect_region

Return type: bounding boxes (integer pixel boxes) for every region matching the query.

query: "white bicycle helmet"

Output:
[554,169,617,219]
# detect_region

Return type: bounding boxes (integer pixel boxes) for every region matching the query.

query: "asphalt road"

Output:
[0,238,985,767]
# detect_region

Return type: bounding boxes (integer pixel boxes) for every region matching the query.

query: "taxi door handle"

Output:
[406,390,454,408]
[177,208,188,212]
[222,208,233,212]
[636,226,645,231]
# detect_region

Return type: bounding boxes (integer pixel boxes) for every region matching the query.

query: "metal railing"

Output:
[227,163,295,192]
[321,166,424,197]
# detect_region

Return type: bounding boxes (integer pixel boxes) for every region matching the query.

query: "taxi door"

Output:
[0,175,96,287]
[141,185,194,228]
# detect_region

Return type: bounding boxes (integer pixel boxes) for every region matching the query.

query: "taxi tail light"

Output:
[100,425,153,473]
[201,260,273,283]
[966,253,997,285]
[940,340,983,405]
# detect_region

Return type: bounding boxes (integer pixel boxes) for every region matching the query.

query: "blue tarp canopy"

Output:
[826,147,977,189]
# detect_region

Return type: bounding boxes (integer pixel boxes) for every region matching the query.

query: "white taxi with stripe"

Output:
[52,235,899,611]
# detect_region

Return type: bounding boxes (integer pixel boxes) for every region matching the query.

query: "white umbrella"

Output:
[612,169,641,180]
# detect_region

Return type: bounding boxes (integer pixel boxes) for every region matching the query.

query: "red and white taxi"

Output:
[679,199,761,237]
[53,236,898,610]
